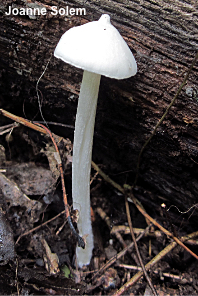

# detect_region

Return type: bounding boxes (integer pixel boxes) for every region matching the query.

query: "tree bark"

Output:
[0,0,198,212]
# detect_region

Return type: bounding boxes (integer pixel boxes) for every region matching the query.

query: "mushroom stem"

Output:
[72,70,101,267]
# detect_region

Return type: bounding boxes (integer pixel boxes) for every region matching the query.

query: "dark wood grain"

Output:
[0,0,198,212]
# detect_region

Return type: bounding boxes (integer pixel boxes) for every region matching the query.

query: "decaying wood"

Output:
[0,0,198,213]
[0,206,15,265]
[0,172,43,221]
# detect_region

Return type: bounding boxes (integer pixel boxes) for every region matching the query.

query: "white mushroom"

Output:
[54,14,137,267]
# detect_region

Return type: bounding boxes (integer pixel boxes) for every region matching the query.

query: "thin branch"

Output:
[92,161,198,260]
[116,264,192,284]
[33,121,74,129]
[89,225,152,284]
[0,109,48,135]
[35,123,85,249]
[113,230,198,296]
[91,161,124,194]
[125,196,158,296]
[96,207,127,248]
[0,122,19,135]
[131,194,198,260]
[35,123,70,217]
[16,210,65,245]
[0,109,85,248]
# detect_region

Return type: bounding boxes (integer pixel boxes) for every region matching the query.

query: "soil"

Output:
[0,0,198,294]
[0,123,198,295]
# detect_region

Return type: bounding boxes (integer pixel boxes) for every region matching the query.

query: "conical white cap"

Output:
[54,14,137,79]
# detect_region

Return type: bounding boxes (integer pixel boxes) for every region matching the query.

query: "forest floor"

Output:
[0,113,198,296]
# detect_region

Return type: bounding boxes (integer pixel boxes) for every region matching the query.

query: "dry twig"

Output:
[92,161,198,294]
[116,263,192,284]
[125,196,158,296]
[96,207,127,248]
[131,194,198,261]
[35,123,85,249]
[89,225,151,284]
[113,230,198,296]
[16,210,65,245]
[0,109,48,135]
[0,109,85,248]
[92,161,198,260]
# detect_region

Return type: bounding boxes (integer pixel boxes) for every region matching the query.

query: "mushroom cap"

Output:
[54,14,137,79]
